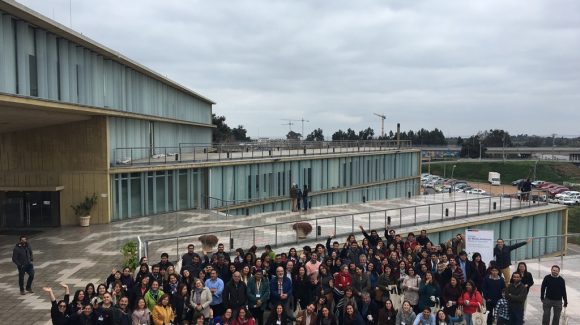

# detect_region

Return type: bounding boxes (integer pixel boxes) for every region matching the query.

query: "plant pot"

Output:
[201,244,215,252]
[295,228,307,239]
[79,215,91,227]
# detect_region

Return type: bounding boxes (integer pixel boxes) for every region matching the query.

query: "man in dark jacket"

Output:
[222,271,248,314]
[506,272,528,325]
[541,265,568,325]
[359,225,382,247]
[493,237,532,286]
[358,292,379,325]
[12,235,34,295]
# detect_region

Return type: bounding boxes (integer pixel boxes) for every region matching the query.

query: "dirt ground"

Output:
[466,181,519,195]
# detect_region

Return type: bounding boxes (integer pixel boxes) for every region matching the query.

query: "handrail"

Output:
[503,233,580,242]
[111,140,414,167]
[142,191,549,260]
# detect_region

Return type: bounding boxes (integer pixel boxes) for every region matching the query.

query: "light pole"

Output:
[451,164,457,195]
[479,140,482,161]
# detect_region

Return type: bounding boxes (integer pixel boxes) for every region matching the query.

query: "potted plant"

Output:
[292,222,313,239]
[71,193,98,227]
[120,241,139,271]
[198,234,219,252]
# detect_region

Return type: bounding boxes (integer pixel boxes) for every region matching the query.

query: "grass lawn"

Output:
[422,161,580,185]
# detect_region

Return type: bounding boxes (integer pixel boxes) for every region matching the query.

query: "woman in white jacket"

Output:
[401,267,421,314]
[190,278,213,318]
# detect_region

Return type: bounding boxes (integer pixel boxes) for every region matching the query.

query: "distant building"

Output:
[0,1,420,228]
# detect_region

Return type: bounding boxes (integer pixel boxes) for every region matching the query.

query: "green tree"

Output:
[232,125,251,142]
[483,129,512,147]
[306,128,324,141]
[286,131,302,140]
[358,127,375,140]
[212,114,232,143]
[460,134,485,158]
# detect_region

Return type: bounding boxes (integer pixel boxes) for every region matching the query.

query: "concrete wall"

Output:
[0,116,110,225]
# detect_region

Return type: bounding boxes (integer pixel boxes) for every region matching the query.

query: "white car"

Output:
[558,194,580,205]
[466,189,487,195]
[555,191,580,199]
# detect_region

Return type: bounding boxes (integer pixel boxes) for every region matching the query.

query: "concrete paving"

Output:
[0,193,572,324]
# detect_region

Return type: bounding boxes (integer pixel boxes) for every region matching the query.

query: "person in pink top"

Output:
[305,253,321,277]
[458,280,484,325]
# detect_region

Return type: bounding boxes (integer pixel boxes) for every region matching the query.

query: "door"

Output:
[0,191,60,228]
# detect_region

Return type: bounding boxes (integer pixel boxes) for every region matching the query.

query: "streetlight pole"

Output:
[479,140,482,161]
[451,164,457,195]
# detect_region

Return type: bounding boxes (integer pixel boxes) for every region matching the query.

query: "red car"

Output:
[549,187,570,195]
[538,183,557,189]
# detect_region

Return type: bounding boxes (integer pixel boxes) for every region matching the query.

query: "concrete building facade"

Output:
[0,1,421,228]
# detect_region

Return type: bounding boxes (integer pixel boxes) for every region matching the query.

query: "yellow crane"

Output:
[373,113,386,137]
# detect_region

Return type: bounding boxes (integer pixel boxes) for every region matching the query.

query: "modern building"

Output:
[0,0,421,228]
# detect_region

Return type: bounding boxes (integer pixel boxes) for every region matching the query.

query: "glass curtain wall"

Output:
[209,151,420,210]
[112,169,204,220]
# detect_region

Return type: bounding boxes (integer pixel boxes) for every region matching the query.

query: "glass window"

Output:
[179,171,188,210]
[130,177,141,217]
[168,171,174,211]
[155,173,166,213]
[120,179,128,219]
[147,175,154,214]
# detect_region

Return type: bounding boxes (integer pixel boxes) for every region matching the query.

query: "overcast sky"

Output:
[17,0,580,138]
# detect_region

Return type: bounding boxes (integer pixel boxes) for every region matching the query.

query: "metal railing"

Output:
[112,139,413,167]
[140,191,549,261]
[506,233,580,264]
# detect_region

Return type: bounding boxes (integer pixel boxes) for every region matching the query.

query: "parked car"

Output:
[466,188,486,195]
[549,187,570,195]
[512,179,525,186]
[532,180,545,187]
[555,191,580,199]
[538,183,557,189]
[557,194,579,205]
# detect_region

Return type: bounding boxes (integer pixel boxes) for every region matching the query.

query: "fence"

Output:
[138,191,549,261]
[112,139,413,167]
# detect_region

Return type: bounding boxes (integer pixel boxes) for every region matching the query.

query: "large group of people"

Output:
[13,226,569,325]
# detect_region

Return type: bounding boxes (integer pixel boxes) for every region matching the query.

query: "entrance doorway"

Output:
[0,191,60,228]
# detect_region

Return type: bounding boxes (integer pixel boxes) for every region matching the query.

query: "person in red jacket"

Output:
[458,280,484,325]
[333,265,352,302]
[403,233,418,252]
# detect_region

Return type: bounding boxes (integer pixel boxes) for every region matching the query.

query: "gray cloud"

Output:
[18,0,580,138]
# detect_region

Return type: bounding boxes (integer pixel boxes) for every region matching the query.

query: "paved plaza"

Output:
[0,193,576,324]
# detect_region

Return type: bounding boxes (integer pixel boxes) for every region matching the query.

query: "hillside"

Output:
[421,161,580,184]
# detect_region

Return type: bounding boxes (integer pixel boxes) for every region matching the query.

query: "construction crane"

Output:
[280,120,294,131]
[373,113,386,137]
[282,118,310,139]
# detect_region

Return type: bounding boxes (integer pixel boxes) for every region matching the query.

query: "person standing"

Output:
[290,184,298,212]
[541,265,568,325]
[12,235,34,295]
[493,237,532,286]
[506,273,528,325]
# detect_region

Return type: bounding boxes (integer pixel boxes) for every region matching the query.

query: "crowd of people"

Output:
[13,226,569,325]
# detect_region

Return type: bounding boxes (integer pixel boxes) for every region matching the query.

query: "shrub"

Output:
[71,193,98,217]
[120,240,139,271]
[292,222,313,234]
[198,234,219,246]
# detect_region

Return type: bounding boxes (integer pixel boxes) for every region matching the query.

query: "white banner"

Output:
[465,229,494,264]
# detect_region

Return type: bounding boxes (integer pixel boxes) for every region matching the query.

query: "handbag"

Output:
[389,286,403,311]
[293,300,303,324]
[429,297,440,315]
[561,307,569,325]
[471,303,486,325]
